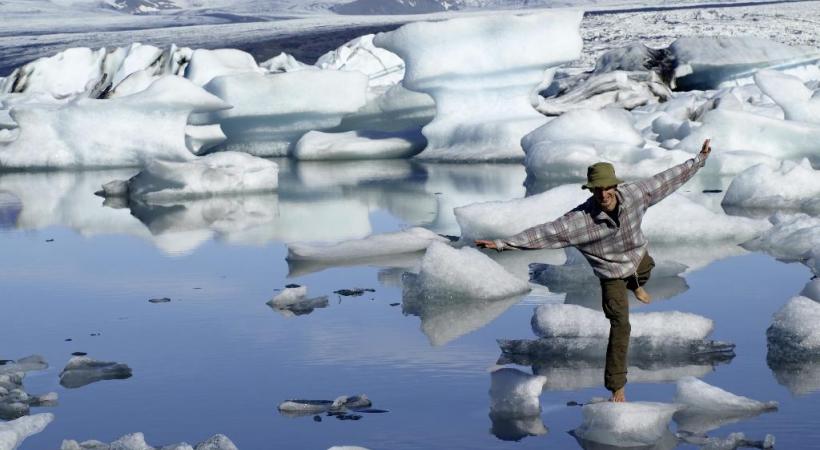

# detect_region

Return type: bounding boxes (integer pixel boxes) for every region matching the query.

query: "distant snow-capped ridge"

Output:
[104,0,181,13]
[332,0,463,15]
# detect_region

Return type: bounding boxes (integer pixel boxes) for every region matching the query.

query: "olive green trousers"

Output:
[599,252,655,392]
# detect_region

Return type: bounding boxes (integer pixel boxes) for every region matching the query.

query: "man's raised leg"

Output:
[601,278,630,402]
[629,253,656,304]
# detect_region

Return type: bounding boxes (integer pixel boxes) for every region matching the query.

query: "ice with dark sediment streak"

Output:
[59,356,133,389]
[60,432,238,450]
[536,71,672,116]
[266,286,328,317]
[742,213,820,262]
[0,371,58,420]
[278,395,371,417]
[0,413,54,450]
[573,402,681,448]
[488,368,548,442]
[287,227,448,263]
[673,376,778,434]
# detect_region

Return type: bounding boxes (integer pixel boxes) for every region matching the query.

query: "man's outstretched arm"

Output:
[475,212,582,251]
[635,139,712,208]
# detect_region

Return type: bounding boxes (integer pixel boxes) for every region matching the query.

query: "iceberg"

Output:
[293,129,425,160]
[754,69,820,124]
[722,160,820,215]
[336,83,434,134]
[266,285,329,317]
[59,356,133,389]
[0,413,54,450]
[278,394,371,417]
[314,34,405,88]
[60,433,238,450]
[742,213,820,261]
[673,376,777,434]
[537,71,671,116]
[573,402,680,447]
[0,371,57,420]
[184,48,264,86]
[766,296,820,362]
[197,71,368,156]
[374,11,583,161]
[488,368,548,442]
[99,152,279,202]
[0,76,229,169]
[287,227,447,263]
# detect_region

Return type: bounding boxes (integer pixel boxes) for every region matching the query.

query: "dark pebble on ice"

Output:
[45,239,54,242]
[193,287,202,290]
[149,297,171,303]
[567,401,579,406]
[702,189,723,193]
[313,415,322,422]
[65,338,72,342]
[334,288,375,297]
[354,408,389,413]
[389,303,400,307]
[71,352,87,356]
[285,283,301,288]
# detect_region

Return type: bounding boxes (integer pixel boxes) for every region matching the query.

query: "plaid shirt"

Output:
[494,153,707,279]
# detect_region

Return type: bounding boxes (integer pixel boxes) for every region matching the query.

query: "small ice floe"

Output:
[0,413,54,450]
[754,69,820,124]
[488,368,548,442]
[742,213,820,261]
[0,372,58,420]
[60,432,238,450]
[59,356,133,389]
[573,402,680,448]
[722,160,820,215]
[278,394,372,418]
[98,152,279,203]
[767,296,820,362]
[293,129,425,160]
[373,10,583,161]
[673,376,777,434]
[0,355,47,376]
[677,431,775,450]
[287,227,448,264]
[266,285,328,317]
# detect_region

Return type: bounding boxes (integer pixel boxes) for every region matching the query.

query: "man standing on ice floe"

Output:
[476,139,712,402]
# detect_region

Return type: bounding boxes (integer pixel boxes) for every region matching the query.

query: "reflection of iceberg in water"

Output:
[0,191,22,228]
[766,357,820,396]
[572,431,679,450]
[573,402,680,449]
[530,248,689,309]
[673,376,778,434]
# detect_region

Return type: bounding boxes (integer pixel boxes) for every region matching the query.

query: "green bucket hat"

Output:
[582,162,623,190]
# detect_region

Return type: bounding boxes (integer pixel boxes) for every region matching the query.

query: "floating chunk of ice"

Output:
[185,49,264,86]
[0,76,229,169]
[677,431,775,450]
[405,242,530,301]
[374,11,583,161]
[767,296,820,362]
[524,108,644,149]
[266,286,328,317]
[574,402,680,447]
[489,368,546,418]
[722,160,820,214]
[314,34,405,88]
[197,71,368,156]
[742,213,820,261]
[293,129,425,160]
[0,413,54,450]
[260,52,314,73]
[288,227,447,263]
[0,356,46,376]
[59,356,133,389]
[673,376,777,433]
[0,372,58,420]
[101,152,279,203]
[278,395,371,417]
[754,69,820,124]
[537,71,671,116]
[60,432,238,450]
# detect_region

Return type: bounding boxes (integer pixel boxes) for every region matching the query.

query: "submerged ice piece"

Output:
[0,356,46,376]
[99,152,279,203]
[489,368,548,442]
[721,159,820,215]
[60,432,238,450]
[59,356,133,389]
[0,413,54,450]
[673,376,777,434]
[278,395,371,417]
[197,71,368,156]
[573,402,680,448]
[373,11,583,161]
[0,372,58,420]
[0,76,230,169]
[266,285,329,317]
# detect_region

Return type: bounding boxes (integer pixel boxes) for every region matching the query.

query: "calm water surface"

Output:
[0,161,815,449]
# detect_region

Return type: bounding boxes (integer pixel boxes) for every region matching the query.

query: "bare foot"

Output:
[633,286,651,304]
[609,387,626,402]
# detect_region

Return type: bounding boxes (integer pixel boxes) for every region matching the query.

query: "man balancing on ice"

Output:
[476,139,712,402]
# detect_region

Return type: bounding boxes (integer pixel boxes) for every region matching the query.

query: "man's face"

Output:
[592,185,618,212]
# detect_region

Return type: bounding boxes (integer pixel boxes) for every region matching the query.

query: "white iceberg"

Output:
[59,356,133,389]
[198,71,368,156]
[374,11,583,161]
[573,402,680,447]
[0,76,229,169]
[60,432,238,450]
[293,129,425,160]
[489,367,546,418]
[337,83,434,134]
[722,160,820,214]
[404,242,530,301]
[767,296,820,361]
[100,152,279,202]
[287,227,447,263]
[742,213,820,261]
[0,413,54,450]
[0,370,58,420]
[673,376,777,434]
[185,48,264,87]
[314,34,405,87]
[754,69,820,124]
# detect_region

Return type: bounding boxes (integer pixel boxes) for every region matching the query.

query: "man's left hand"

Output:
[700,138,711,158]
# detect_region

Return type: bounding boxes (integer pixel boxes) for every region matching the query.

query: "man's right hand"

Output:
[475,239,498,250]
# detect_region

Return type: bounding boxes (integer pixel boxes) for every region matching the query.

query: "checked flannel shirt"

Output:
[493,153,707,279]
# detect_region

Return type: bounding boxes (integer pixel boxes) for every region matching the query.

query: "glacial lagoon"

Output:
[1,161,816,449]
